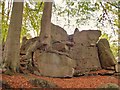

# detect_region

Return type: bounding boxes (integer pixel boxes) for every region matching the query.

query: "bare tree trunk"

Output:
[39,2,52,49]
[3,1,24,74]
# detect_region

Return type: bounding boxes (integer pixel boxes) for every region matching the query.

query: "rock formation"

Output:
[20,24,118,77]
[69,30,102,74]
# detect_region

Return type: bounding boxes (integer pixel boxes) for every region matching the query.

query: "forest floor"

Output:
[0,69,120,89]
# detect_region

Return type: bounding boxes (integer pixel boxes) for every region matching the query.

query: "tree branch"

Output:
[100,2,116,35]
[107,2,120,9]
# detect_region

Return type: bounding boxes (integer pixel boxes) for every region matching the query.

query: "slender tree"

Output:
[3,1,24,74]
[39,2,52,49]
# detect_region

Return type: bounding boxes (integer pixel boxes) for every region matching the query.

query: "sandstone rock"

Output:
[33,52,76,77]
[51,23,68,42]
[97,39,117,69]
[70,30,101,74]
[52,41,69,52]
[20,24,68,55]
[20,37,39,55]
[98,70,115,76]
[115,63,120,73]
[105,66,115,70]
[73,30,101,46]
[73,70,85,77]
[71,45,101,71]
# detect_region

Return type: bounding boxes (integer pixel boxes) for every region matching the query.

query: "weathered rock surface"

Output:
[98,70,115,76]
[33,51,76,77]
[52,41,69,52]
[73,30,101,46]
[51,23,68,42]
[20,23,68,55]
[20,37,39,55]
[69,30,102,74]
[97,39,117,69]
[20,24,69,74]
[115,63,120,73]
[105,66,115,70]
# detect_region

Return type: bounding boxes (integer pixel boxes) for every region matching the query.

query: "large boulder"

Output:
[33,51,76,77]
[69,30,102,74]
[97,39,117,69]
[51,23,68,42]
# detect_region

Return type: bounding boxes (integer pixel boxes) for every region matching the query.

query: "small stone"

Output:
[106,66,115,70]
[98,70,115,76]
[114,73,120,76]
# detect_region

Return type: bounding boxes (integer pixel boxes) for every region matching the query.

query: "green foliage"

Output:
[1,1,44,43]
[53,1,99,27]
[1,19,8,43]
[22,1,44,39]
[100,33,110,41]
[110,43,118,58]
[1,1,9,43]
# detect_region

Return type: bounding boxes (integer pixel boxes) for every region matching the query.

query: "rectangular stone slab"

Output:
[33,51,76,77]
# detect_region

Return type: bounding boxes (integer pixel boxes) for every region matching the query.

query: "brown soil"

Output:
[1,70,120,89]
